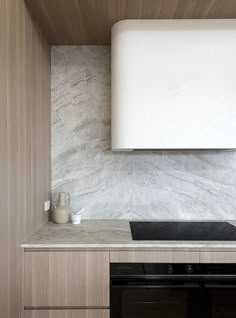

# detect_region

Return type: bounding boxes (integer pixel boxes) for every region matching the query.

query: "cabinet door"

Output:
[24,310,109,318]
[24,251,109,307]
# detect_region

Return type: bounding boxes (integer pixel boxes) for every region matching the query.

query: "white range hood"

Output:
[111,19,236,151]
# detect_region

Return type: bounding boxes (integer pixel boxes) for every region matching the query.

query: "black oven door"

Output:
[111,281,207,318]
[111,280,236,318]
[206,283,236,318]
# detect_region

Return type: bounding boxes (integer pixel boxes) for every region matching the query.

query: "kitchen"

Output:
[1,1,236,318]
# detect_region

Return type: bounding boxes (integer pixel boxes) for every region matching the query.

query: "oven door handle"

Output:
[204,283,236,289]
[112,283,202,289]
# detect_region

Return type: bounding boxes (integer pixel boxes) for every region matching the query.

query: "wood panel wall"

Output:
[25,0,236,44]
[0,1,50,317]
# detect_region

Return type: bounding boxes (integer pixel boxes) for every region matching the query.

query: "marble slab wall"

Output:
[51,46,236,220]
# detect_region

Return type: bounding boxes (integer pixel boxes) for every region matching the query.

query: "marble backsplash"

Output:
[51,46,236,220]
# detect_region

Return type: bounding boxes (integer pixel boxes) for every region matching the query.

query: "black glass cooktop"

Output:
[130,221,236,241]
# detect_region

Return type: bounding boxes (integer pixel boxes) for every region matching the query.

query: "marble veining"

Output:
[52,46,236,220]
[22,220,236,249]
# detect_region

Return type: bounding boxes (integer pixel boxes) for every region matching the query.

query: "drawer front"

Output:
[200,251,236,263]
[24,251,109,307]
[110,250,199,263]
[24,310,109,318]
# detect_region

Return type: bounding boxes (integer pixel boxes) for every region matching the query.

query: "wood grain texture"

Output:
[110,250,200,263]
[200,251,236,263]
[0,0,50,317]
[24,310,109,318]
[24,251,109,308]
[25,0,236,44]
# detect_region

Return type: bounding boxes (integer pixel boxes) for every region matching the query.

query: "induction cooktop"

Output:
[130,221,236,241]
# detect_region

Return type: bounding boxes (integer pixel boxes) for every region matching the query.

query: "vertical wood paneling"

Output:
[0,1,9,317]
[24,252,109,307]
[0,0,50,317]
[24,310,110,318]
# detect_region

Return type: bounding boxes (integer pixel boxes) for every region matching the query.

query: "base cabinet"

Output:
[24,251,109,307]
[23,249,236,318]
[24,310,109,318]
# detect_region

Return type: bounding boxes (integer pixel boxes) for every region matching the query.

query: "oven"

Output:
[110,263,236,318]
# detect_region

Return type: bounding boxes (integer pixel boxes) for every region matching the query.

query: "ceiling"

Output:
[25,0,236,44]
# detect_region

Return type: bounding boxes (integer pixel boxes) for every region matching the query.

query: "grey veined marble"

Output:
[51,46,236,220]
[22,220,236,249]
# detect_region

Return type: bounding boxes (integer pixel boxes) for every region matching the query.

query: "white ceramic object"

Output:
[71,214,82,225]
[112,19,236,150]
[71,208,84,225]
[53,192,70,224]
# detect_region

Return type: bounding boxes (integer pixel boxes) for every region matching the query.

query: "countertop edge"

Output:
[21,243,236,249]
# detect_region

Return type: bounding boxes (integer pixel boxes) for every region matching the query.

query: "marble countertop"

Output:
[21,219,236,249]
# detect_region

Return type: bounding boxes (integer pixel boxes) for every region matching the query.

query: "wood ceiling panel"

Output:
[25,0,236,44]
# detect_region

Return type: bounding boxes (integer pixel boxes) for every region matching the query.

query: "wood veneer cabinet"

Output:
[200,250,236,263]
[24,251,109,308]
[110,250,200,263]
[23,248,236,318]
[110,250,236,264]
[24,310,109,318]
